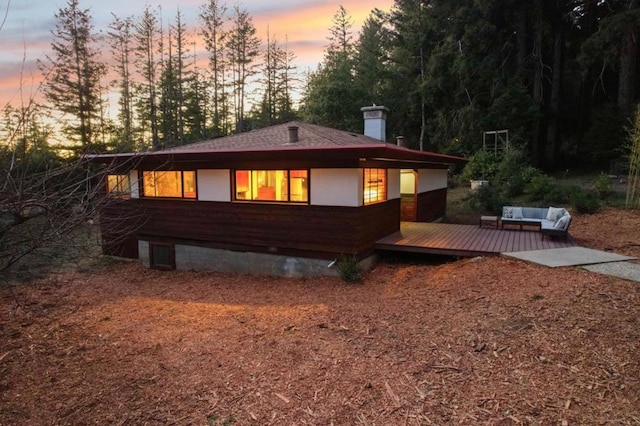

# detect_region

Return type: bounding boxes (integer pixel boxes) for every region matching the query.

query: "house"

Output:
[89,106,466,277]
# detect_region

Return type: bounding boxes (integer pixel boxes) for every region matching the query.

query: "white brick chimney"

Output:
[361,105,389,142]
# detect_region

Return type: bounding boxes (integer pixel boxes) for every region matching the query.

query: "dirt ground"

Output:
[1,208,639,425]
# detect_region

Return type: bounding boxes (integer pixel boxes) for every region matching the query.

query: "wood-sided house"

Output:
[89,106,465,277]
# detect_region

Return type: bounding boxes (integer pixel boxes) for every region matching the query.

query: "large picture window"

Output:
[234,170,308,203]
[106,174,131,197]
[143,171,196,199]
[364,168,387,205]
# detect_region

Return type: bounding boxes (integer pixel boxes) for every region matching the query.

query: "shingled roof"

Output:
[87,121,466,167]
[164,121,382,152]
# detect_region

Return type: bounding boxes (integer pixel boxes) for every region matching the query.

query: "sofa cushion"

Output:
[554,214,570,230]
[502,207,514,218]
[540,219,552,229]
[520,207,543,220]
[511,207,523,220]
[546,207,565,222]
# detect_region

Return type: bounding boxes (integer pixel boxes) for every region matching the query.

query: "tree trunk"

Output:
[546,1,565,168]
[531,1,547,167]
[618,0,639,114]
[516,4,528,78]
[577,0,597,138]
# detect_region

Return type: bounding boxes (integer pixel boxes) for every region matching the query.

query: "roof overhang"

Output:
[86,144,466,170]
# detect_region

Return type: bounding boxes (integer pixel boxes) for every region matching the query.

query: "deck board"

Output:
[376,222,576,257]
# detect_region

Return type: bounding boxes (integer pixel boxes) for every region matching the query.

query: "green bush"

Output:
[527,175,557,201]
[468,183,508,215]
[592,172,613,199]
[568,187,601,214]
[494,148,527,197]
[335,255,363,283]
[543,185,569,205]
[460,150,500,182]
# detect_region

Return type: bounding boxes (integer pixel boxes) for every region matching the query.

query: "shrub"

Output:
[335,255,363,283]
[568,187,601,214]
[468,183,508,215]
[542,185,569,205]
[460,150,500,182]
[592,172,613,199]
[494,148,526,197]
[527,175,557,201]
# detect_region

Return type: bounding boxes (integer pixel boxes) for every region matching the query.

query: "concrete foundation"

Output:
[138,240,376,278]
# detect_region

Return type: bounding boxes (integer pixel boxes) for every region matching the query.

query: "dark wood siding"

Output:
[415,188,447,222]
[400,194,416,222]
[100,198,400,260]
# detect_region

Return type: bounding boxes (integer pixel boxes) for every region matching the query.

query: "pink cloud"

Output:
[0,0,395,109]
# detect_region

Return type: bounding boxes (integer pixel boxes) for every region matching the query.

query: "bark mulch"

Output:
[1,208,639,425]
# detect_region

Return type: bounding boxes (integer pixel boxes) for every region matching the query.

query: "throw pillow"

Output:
[546,206,565,222]
[512,207,523,220]
[502,207,513,218]
[554,215,569,230]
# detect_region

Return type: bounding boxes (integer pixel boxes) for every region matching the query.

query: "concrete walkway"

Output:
[503,246,640,283]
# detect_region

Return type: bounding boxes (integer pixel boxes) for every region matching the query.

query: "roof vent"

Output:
[396,136,406,147]
[287,126,299,144]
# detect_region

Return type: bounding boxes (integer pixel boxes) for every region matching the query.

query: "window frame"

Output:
[106,174,131,198]
[232,169,309,204]
[363,168,387,205]
[141,170,197,199]
[149,242,175,270]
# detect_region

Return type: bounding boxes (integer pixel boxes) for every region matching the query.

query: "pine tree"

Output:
[134,5,162,150]
[183,45,208,142]
[40,0,106,153]
[159,10,190,148]
[355,10,392,110]
[108,14,135,152]
[302,6,364,132]
[199,0,230,136]
[253,29,297,125]
[226,4,260,133]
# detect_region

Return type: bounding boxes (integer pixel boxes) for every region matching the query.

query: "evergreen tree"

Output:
[40,0,106,153]
[108,14,135,152]
[159,10,190,147]
[226,3,261,133]
[253,30,298,126]
[386,0,434,149]
[134,5,162,150]
[183,46,208,142]
[355,10,392,106]
[301,6,364,132]
[199,0,230,136]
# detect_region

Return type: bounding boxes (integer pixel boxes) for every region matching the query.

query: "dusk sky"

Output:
[0,0,395,111]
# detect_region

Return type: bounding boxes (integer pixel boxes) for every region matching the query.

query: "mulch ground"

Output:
[1,208,639,425]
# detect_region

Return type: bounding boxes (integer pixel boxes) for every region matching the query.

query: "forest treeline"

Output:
[2,0,640,171]
[304,0,640,171]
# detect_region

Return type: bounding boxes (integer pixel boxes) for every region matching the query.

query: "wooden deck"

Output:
[376,222,577,257]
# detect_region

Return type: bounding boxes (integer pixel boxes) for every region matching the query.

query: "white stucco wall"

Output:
[197,169,231,202]
[129,170,140,198]
[387,169,401,200]
[311,169,362,207]
[417,169,448,193]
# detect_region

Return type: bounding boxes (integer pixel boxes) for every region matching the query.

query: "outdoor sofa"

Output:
[501,206,572,240]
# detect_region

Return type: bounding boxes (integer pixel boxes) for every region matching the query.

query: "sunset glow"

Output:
[0,0,395,110]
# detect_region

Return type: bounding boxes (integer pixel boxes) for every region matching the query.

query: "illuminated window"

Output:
[234,170,308,203]
[364,168,387,205]
[143,171,196,199]
[106,174,131,197]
